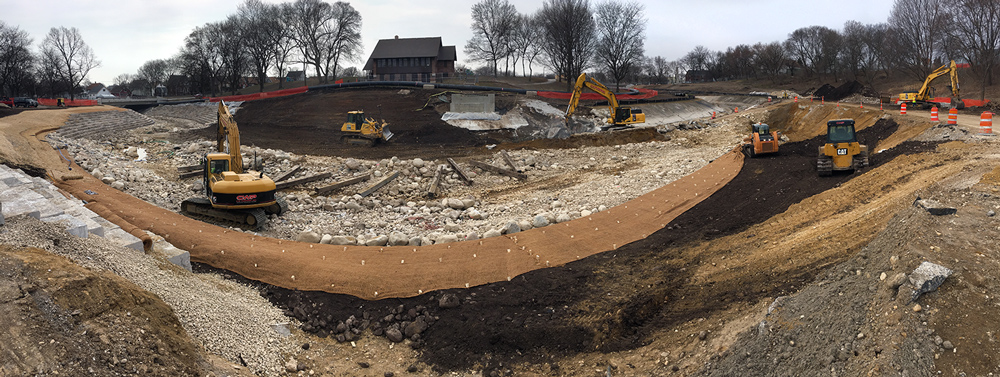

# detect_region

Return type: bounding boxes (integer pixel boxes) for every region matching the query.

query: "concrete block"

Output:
[104,227,144,252]
[1,198,41,219]
[159,244,192,272]
[44,213,89,238]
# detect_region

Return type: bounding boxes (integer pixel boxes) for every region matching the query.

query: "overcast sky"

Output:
[4,0,894,85]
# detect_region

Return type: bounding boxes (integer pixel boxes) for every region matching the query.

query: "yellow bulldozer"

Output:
[341,110,393,146]
[180,101,287,229]
[817,119,868,176]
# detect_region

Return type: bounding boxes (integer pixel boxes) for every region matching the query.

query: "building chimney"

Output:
[394,35,399,39]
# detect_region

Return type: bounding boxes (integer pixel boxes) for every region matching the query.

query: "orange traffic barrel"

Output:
[981,112,993,135]
[794,96,798,103]
[931,107,939,121]
[901,103,907,115]
[948,108,958,125]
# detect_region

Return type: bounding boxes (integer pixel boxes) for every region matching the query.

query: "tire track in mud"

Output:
[207,118,941,372]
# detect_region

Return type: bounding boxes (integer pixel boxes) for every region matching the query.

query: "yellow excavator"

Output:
[341,110,393,146]
[180,101,287,229]
[897,60,964,109]
[565,73,645,130]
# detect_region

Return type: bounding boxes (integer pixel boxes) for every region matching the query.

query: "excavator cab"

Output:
[613,107,645,126]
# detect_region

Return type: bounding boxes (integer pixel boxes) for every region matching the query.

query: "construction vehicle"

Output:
[897,60,964,109]
[340,110,393,146]
[180,101,287,229]
[817,119,868,176]
[565,73,645,130]
[741,122,780,157]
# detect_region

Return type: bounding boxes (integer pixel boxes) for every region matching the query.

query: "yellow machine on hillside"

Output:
[565,73,645,130]
[897,60,964,109]
[817,119,869,176]
[341,110,393,146]
[180,101,287,228]
[741,122,780,157]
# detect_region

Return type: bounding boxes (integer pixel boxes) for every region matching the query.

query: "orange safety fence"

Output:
[37,98,98,107]
[537,87,658,100]
[207,86,308,103]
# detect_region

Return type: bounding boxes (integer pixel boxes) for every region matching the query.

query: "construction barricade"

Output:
[948,108,958,125]
[981,112,993,135]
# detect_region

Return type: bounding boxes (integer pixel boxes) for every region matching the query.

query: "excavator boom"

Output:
[564,73,644,129]
[217,101,243,174]
[899,60,963,109]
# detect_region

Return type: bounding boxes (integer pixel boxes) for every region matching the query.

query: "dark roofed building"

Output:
[363,36,456,82]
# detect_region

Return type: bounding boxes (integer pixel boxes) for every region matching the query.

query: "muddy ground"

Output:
[3,85,1000,377]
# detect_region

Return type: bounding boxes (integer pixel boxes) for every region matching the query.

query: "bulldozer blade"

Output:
[383,129,394,141]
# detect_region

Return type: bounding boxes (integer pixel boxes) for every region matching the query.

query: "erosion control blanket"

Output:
[56,150,742,300]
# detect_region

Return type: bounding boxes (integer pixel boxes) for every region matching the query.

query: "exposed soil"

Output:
[3,83,999,377]
[251,117,947,374]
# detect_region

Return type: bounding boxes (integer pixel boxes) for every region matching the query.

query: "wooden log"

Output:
[468,160,527,180]
[425,166,444,198]
[178,170,203,179]
[314,174,371,195]
[177,164,202,172]
[275,172,332,190]
[274,165,301,182]
[500,150,521,172]
[358,171,399,197]
[446,158,473,185]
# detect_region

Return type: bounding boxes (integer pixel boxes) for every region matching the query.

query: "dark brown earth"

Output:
[183,88,668,160]
[193,117,939,375]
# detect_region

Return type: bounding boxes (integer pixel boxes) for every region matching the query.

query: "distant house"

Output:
[85,83,115,99]
[363,36,456,82]
[107,85,131,98]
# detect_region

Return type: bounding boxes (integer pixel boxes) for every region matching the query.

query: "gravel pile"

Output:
[47,111,754,247]
[0,215,296,375]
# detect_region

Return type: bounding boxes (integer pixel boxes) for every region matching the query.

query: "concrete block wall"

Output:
[0,164,144,252]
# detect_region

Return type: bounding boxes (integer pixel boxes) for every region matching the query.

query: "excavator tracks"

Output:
[180,197,270,230]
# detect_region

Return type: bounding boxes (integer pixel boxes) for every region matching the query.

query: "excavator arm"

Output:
[216,101,243,174]
[564,73,620,122]
[915,60,959,102]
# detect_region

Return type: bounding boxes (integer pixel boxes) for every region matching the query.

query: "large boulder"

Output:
[295,231,322,244]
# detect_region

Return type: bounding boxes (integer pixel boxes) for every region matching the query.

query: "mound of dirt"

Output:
[0,245,212,376]
[812,81,878,102]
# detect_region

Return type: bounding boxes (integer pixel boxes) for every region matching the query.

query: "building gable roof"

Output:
[364,37,457,71]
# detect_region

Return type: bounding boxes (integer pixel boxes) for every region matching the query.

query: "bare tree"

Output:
[113,73,132,88]
[683,46,713,71]
[0,21,35,96]
[273,4,298,88]
[784,26,840,80]
[886,0,951,81]
[537,0,596,90]
[218,16,250,94]
[593,0,645,91]
[752,42,786,82]
[946,0,1000,100]
[41,27,100,100]
[136,59,169,96]
[322,2,363,82]
[180,24,225,96]
[289,0,336,81]
[651,56,668,84]
[465,0,518,77]
[238,0,281,92]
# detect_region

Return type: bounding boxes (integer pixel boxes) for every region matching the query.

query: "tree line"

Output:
[0,0,364,99]
[464,0,646,92]
[681,0,999,99]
